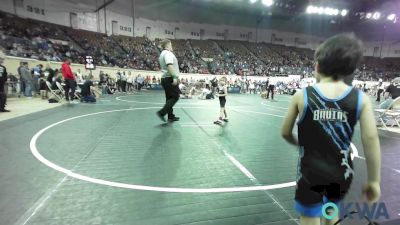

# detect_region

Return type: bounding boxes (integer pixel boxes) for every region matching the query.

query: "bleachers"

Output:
[66,29,126,67]
[168,39,209,74]
[113,36,159,70]
[190,40,221,58]
[0,10,399,79]
[215,40,266,75]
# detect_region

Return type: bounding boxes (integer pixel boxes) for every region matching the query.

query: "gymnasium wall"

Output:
[1,0,400,57]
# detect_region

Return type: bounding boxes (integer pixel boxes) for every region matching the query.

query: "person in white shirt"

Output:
[137,75,144,91]
[198,87,212,100]
[76,69,84,84]
[156,39,181,122]
[127,74,133,92]
[376,79,384,102]
[121,72,127,92]
[249,82,255,94]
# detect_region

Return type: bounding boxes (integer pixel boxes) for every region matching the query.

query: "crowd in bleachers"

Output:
[168,39,209,74]
[0,11,399,81]
[113,36,159,70]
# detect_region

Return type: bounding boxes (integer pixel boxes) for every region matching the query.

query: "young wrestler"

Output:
[281,33,381,225]
[214,77,228,125]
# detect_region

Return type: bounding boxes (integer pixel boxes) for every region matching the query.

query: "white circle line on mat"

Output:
[30,107,361,193]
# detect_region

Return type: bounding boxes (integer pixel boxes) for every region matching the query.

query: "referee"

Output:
[156,39,180,122]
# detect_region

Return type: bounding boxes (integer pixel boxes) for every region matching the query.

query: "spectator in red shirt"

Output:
[61,58,75,102]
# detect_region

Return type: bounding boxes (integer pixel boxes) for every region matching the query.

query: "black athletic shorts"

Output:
[219,97,226,107]
[295,175,352,217]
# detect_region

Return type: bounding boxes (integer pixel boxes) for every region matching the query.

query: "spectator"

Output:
[61,58,76,102]
[17,61,24,97]
[380,77,400,109]
[127,74,133,92]
[0,55,9,112]
[76,69,84,84]
[32,64,43,95]
[137,74,144,91]
[121,72,127,92]
[80,75,96,103]
[20,62,32,98]
[45,64,56,83]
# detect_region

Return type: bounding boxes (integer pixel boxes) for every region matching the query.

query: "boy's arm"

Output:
[281,91,301,146]
[359,93,381,202]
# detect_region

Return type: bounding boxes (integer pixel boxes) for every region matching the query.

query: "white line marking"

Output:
[261,101,289,110]
[16,176,68,225]
[233,109,285,118]
[223,151,257,181]
[30,107,296,193]
[180,122,216,125]
[222,149,299,224]
[181,124,215,127]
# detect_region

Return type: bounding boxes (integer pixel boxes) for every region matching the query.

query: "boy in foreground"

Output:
[281,33,381,225]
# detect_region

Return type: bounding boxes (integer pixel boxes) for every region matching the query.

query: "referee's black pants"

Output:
[267,85,275,100]
[159,77,180,119]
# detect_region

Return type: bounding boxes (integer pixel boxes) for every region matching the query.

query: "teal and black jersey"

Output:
[297,85,363,184]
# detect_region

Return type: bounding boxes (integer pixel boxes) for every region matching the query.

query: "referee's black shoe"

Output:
[156,111,166,122]
[168,117,180,122]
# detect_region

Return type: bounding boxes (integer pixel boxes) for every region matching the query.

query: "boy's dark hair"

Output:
[315,33,363,80]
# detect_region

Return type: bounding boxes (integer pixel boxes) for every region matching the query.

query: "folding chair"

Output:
[46,81,65,103]
[375,96,400,128]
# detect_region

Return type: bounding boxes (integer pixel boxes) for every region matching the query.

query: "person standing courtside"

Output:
[20,62,33,98]
[156,39,180,122]
[17,61,24,97]
[376,79,384,102]
[61,58,76,103]
[0,56,10,112]
[267,78,276,100]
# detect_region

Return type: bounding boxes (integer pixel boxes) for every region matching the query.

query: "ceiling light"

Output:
[387,14,396,21]
[261,0,274,7]
[317,7,324,14]
[340,9,348,16]
[372,12,381,20]
[306,6,314,14]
